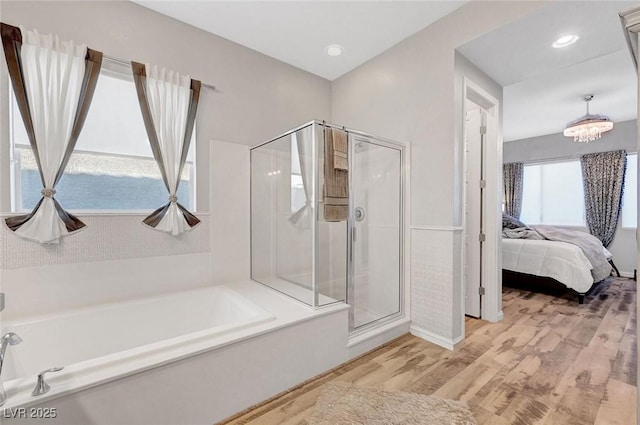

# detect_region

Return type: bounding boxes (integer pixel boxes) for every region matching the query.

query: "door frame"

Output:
[619,8,640,422]
[461,77,502,325]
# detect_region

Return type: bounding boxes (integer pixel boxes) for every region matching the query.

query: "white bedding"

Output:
[502,239,612,294]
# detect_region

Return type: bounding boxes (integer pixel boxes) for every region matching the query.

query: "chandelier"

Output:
[563,95,614,143]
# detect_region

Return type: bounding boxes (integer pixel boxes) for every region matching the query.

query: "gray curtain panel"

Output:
[503,162,524,219]
[1,22,102,237]
[580,150,627,248]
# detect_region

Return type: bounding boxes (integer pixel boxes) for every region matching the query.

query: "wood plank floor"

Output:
[221,277,637,425]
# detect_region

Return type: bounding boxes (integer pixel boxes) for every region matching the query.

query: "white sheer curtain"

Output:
[289,126,314,228]
[16,29,87,243]
[140,64,198,235]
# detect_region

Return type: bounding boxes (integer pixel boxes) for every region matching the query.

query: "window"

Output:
[290,134,305,212]
[520,160,585,226]
[10,60,195,213]
[621,153,637,228]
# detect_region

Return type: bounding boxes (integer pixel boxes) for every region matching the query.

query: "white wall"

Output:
[0,1,330,317]
[331,1,542,345]
[504,119,638,275]
[210,141,251,283]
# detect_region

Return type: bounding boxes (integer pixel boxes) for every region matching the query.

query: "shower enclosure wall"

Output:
[250,121,404,331]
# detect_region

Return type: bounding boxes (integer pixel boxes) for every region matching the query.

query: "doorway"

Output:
[462,78,502,323]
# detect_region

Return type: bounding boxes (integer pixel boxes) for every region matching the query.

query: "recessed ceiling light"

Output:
[552,34,579,48]
[325,44,344,57]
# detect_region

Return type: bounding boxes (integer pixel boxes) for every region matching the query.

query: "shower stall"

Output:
[250,121,404,331]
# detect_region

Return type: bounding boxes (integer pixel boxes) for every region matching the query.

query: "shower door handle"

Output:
[349,227,356,263]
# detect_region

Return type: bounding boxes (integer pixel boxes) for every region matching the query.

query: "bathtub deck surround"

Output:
[2,285,274,383]
[0,282,351,424]
[0,278,409,423]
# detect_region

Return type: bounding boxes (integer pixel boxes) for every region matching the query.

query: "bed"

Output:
[500,215,612,303]
[502,238,612,302]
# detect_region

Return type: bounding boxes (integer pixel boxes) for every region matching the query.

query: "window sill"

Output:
[525,223,587,228]
[1,211,210,218]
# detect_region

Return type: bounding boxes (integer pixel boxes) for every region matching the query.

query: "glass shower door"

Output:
[349,136,402,330]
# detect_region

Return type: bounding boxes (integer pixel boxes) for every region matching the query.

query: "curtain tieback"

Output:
[168,194,178,204]
[41,188,57,198]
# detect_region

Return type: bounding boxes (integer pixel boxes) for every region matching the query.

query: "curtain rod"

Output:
[103,54,216,92]
[517,150,638,166]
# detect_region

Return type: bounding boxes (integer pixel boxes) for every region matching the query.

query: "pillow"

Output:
[502,213,526,230]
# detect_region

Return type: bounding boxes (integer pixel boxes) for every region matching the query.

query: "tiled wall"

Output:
[410,227,463,347]
[0,214,210,270]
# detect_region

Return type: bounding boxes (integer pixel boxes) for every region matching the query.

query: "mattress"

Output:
[502,238,612,294]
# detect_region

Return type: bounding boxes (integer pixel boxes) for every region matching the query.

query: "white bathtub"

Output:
[1,285,275,411]
[0,280,404,424]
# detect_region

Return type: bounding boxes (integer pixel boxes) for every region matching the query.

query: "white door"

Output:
[464,107,485,318]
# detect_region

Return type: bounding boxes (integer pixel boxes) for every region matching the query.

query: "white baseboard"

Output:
[410,325,462,351]
[619,271,635,279]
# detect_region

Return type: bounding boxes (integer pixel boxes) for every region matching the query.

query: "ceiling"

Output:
[133,1,637,142]
[458,1,638,142]
[133,1,468,81]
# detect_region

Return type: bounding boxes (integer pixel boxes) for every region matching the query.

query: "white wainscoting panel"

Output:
[410,226,463,349]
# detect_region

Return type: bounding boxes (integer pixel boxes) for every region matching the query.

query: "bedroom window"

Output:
[621,153,637,228]
[10,60,195,213]
[520,160,585,226]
